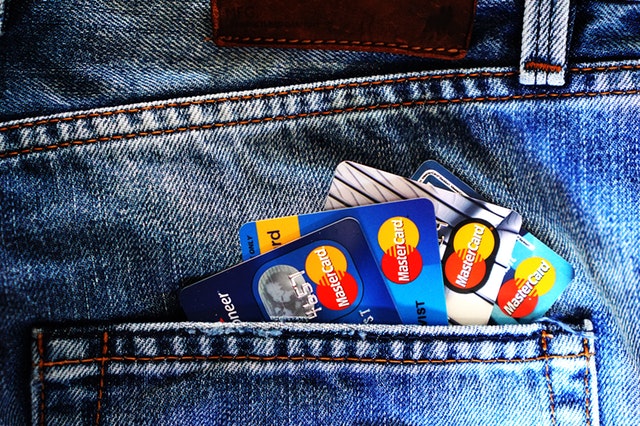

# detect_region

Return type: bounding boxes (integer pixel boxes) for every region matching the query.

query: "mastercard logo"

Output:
[304,245,358,310]
[443,219,499,293]
[497,257,556,318]
[377,217,423,284]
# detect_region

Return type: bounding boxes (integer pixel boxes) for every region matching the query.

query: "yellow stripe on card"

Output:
[255,215,301,254]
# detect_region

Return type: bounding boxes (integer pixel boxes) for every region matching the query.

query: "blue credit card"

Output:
[180,218,402,324]
[412,160,575,324]
[324,161,523,325]
[240,199,447,325]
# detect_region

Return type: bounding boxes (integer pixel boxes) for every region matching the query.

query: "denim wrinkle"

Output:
[0,60,635,424]
[1,0,639,425]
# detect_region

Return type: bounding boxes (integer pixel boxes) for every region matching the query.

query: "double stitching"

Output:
[1,64,638,134]
[36,330,596,424]
[38,331,111,426]
[47,329,545,345]
[2,88,639,159]
[539,332,596,425]
[36,328,594,368]
[38,348,593,368]
[0,70,517,134]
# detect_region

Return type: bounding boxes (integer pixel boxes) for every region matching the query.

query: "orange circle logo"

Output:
[377,217,423,284]
[305,246,358,310]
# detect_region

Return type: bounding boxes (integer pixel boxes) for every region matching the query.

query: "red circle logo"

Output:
[377,217,423,285]
[316,271,359,310]
[381,245,423,284]
[305,246,359,311]
[444,250,487,291]
[442,220,499,293]
[496,278,538,318]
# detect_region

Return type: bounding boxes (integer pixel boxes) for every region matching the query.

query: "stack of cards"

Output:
[411,161,574,325]
[180,161,573,326]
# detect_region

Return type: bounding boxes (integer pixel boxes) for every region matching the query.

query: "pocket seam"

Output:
[584,337,594,426]
[36,331,593,367]
[35,329,597,425]
[1,63,638,135]
[542,330,558,425]
[0,69,518,135]
[95,331,109,426]
[3,87,640,160]
[36,333,45,426]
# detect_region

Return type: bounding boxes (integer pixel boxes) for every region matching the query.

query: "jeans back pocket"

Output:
[32,321,597,425]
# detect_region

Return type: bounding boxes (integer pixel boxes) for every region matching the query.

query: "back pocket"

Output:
[32,320,598,426]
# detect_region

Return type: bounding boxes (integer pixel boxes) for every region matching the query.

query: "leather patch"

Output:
[212,0,476,59]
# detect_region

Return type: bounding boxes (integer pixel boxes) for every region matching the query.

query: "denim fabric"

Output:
[2,0,639,122]
[31,322,596,425]
[519,0,572,85]
[1,0,640,425]
[0,0,5,36]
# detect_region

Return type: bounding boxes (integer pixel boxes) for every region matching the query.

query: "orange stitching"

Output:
[542,331,557,426]
[95,332,109,426]
[0,70,516,133]
[39,350,592,368]
[217,35,464,54]
[583,338,593,426]
[1,64,637,134]
[1,88,639,159]
[541,330,553,351]
[525,61,563,73]
[569,64,640,73]
[37,333,45,426]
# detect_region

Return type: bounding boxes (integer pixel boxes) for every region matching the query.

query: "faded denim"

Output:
[1,0,639,424]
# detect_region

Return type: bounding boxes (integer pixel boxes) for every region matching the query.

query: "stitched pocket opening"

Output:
[31,321,598,426]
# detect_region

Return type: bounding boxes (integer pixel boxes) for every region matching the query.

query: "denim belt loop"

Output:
[519,0,572,86]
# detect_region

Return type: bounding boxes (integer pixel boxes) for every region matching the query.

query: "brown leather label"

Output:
[212,0,476,59]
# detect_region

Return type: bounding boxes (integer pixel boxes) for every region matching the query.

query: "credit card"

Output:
[240,199,447,325]
[413,160,483,199]
[412,160,574,324]
[180,218,402,324]
[325,161,523,325]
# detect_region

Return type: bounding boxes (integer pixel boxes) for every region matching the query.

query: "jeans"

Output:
[1,0,639,424]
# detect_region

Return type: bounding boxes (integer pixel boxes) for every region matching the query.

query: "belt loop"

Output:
[520,0,572,86]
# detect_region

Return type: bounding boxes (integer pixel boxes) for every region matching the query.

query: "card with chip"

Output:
[412,160,574,324]
[180,218,402,325]
[239,199,448,325]
[324,161,523,325]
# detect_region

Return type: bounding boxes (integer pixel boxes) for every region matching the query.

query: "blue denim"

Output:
[1,0,640,425]
[31,322,596,425]
[519,0,572,86]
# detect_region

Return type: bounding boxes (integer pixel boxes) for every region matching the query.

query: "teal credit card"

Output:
[240,199,447,325]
